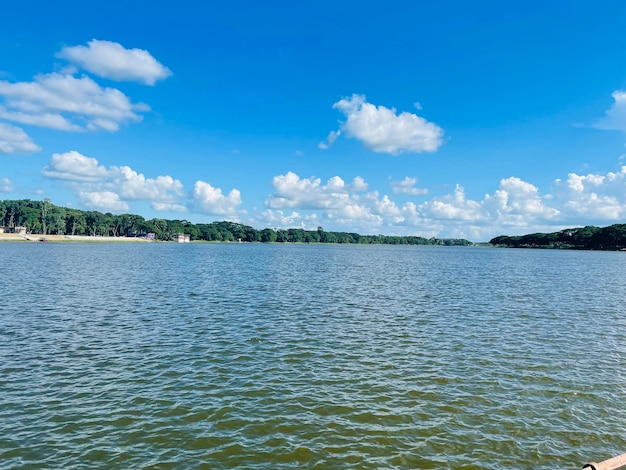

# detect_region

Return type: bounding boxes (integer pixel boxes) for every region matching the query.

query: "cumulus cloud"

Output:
[257,164,626,240]
[484,177,560,226]
[42,150,184,212]
[368,194,402,217]
[331,94,443,154]
[351,176,369,191]
[260,209,307,228]
[0,122,41,154]
[43,150,108,181]
[57,39,172,85]
[596,91,626,132]
[259,170,576,238]
[553,167,626,221]
[79,191,129,212]
[109,166,184,201]
[420,184,486,221]
[264,171,405,231]
[265,171,370,210]
[1,177,13,192]
[192,180,242,215]
[390,176,428,195]
[0,73,147,132]
[416,178,559,231]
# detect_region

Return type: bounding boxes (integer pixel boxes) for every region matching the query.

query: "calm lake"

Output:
[1,243,625,469]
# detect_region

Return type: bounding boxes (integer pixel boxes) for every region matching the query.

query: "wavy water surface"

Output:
[1,243,625,469]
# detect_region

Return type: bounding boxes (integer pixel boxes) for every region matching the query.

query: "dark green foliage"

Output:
[490,224,626,250]
[0,199,472,245]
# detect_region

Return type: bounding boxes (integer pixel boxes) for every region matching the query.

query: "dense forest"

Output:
[490,224,626,250]
[0,199,471,245]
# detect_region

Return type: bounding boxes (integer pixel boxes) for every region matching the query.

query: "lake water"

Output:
[1,242,625,469]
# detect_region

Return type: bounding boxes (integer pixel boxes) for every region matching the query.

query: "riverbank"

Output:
[0,233,153,242]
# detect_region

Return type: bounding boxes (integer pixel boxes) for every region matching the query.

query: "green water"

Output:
[1,243,625,469]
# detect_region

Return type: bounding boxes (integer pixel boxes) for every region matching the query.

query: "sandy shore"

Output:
[0,233,153,242]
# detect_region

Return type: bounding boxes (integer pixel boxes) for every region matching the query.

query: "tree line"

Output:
[0,199,472,245]
[489,224,626,250]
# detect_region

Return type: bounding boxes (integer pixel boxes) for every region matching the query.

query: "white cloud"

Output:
[331,94,443,154]
[264,172,404,231]
[265,172,360,210]
[420,184,486,221]
[270,174,558,237]
[390,176,428,195]
[261,209,306,228]
[351,176,369,191]
[151,202,188,212]
[43,150,108,181]
[1,177,13,192]
[255,164,626,240]
[328,203,383,226]
[318,130,341,150]
[0,122,41,154]
[42,150,184,211]
[192,180,242,215]
[109,166,183,201]
[484,177,560,225]
[57,39,172,85]
[596,90,626,132]
[415,178,558,231]
[552,167,626,221]
[370,194,401,217]
[0,73,147,132]
[79,191,129,212]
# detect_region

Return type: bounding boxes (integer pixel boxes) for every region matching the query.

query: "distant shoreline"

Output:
[0,233,153,242]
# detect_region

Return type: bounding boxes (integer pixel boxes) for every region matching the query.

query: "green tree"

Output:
[260,228,277,242]
[40,198,51,234]
[67,210,86,235]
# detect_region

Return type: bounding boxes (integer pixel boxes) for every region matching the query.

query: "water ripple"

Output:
[1,244,626,468]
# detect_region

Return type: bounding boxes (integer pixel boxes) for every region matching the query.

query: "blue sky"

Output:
[3,1,626,240]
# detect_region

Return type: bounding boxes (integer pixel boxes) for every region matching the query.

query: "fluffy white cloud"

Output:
[416,178,558,231]
[260,171,571,238]
[257,164,626,240]
[42,150,184,211]
[0,73,147,132]
[109,166,183,201]
[390,176,428,195]
[79,191,129,212]
[351,176,369,191]
[57,39,172,85]
[260,209,307,228]
[266,171,370,210]
[484,177,560,225]
[1,177,13,192]
[331,94,443,154]
[42,150,108,181]
[327,203,384,226]
[420,184,486,221]
[264,172,405,231]
[192,180,242,215]
[553,167,626,221]
[0,122,41,154]
[596,91,626,132]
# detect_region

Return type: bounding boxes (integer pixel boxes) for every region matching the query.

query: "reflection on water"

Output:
[1,243,625,468]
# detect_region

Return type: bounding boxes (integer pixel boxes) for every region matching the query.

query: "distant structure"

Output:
[177,234,190,243]
[0,226,26,235]
[128,231,155,239]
